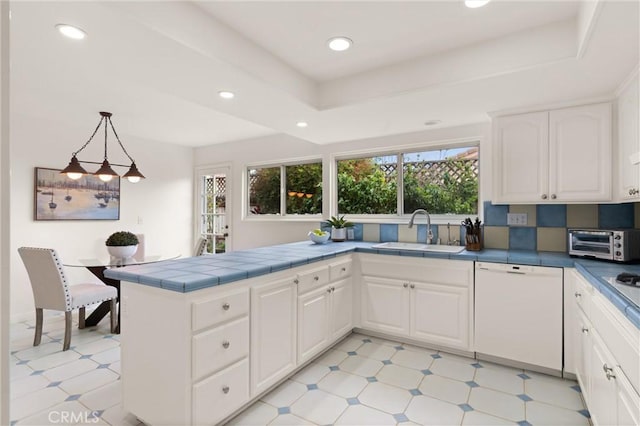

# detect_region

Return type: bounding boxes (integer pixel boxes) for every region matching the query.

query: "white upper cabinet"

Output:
[493,102,612,204]
[617,70,640,201]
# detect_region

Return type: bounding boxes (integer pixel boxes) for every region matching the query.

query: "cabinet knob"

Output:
[629,189,634,196]
[403,283,409,288]
[222,385,230,394]
[314,276,319,281]
[574,292,581,298]
[582,327,589,334]
[331,286,335,292]
[222,303,230,311]
[327,288,332,293]
[294,279,299,284]
[222,341,230,349]
[341,267,346,272]
[541,194,548,200]
[410,284,415,289]
[550,194,557,200]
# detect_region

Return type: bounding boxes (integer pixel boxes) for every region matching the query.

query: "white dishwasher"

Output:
[475,262,563,371]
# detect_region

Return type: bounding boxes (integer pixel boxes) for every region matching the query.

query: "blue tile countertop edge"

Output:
[104,240,640,329]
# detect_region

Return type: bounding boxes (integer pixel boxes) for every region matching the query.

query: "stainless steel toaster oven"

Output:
[568,229,640,262]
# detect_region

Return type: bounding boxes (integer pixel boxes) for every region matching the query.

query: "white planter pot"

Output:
[107,245,138,259]
[331,227,347,242]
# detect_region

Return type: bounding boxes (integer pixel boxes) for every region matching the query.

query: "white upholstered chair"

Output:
[18,247,118,351]
[193,237,208,256]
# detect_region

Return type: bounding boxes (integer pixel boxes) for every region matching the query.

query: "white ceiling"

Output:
[9,1,640,148]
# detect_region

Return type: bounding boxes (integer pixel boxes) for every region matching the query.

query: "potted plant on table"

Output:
[324,215,354,242]
[105,231,139,259]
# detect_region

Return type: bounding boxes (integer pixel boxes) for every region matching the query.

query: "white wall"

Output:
[195,123,491,251]
[10,112,194,322]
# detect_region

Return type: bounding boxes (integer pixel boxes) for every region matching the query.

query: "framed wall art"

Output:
[34,167,120,220]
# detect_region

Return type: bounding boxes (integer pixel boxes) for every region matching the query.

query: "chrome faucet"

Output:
[408,209,433,244]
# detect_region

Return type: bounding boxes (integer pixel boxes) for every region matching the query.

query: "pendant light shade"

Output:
[61,111,145,183]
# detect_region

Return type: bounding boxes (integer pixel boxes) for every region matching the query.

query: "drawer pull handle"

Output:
[314,276,319,281]
[331,286,335,292]
[222,385,230,394]
[582,327,589,334]
[222,303,230,311]
[294,279,299,284]
[574,292,581,298]
[222,341,230,349]
[603,364,616,380]
[403,283,408,288]
[341,267,346,272]
[327,288,332,293]
[410,284,415,289]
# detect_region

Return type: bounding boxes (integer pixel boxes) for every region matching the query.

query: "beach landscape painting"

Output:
[34,167,120,220]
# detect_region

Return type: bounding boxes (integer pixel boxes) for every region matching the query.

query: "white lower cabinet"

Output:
[359,255,473,351]
[250,276,297,397]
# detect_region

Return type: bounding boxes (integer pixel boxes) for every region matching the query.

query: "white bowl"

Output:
[107,245,138,259]
[308,232,330,244]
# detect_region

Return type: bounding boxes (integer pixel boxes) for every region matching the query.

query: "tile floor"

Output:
[10,315,591,425]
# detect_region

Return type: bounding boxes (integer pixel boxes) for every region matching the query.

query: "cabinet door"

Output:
[251,277,297,396]
[493,111,549,203]
[549,103,612,202]
[589,330,618,426]
[297,286,331,364]
[575,310,592,404]
[360,276,410,336]
[331,279,353,340]
[410,282,470,350]
[617,367,640,426]
[618,74,640,200]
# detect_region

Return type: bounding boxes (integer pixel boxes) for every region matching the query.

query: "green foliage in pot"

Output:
[105,231,139,246]
[324,215,354,229]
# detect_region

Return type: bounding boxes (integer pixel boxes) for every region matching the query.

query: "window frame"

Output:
[243,156,324,222]
[330,138,481,224]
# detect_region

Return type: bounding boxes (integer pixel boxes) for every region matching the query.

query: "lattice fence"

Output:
[379,159,478,184]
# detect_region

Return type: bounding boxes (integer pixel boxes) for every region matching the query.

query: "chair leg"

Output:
[78,307,86,329]
[110,299,117,334]
[34,308,43,347]
[63,311,72,351]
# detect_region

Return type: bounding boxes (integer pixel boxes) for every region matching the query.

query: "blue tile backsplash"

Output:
[483,201,509,226]
[509,227,537,251]
[598,203,635,228]
[537,205,567,227]
[380,224,399,242]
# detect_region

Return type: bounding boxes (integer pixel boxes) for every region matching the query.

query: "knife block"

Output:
[465,228,482,251]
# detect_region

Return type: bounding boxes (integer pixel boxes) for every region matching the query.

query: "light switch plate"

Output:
[507,213,527,226]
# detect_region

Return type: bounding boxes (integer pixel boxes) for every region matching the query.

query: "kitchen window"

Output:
[247,161,322,217]
[336,146,478,220]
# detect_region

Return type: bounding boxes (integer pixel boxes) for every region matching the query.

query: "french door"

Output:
[196,165,231,254]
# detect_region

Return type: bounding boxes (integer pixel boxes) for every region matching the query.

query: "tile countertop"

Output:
[104,240,640,329]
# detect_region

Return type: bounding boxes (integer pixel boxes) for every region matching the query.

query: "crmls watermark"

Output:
[48,410,101,424]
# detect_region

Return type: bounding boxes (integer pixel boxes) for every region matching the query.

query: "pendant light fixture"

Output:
[61,112,145,183]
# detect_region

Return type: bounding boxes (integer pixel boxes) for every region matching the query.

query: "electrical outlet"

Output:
[507,213,527,226]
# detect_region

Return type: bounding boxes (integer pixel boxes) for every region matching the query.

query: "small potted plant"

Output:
[105,231,139,259]
[324,215,354,242]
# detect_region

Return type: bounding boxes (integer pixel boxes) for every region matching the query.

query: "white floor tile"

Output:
[429,357,477,382]
[10,363,34,381]
[525,375,584,410]
[13,341,65,361]
[461,410,517,425]
[291,363,330,385]
[108,361,121,375]
[28,350,82,372]
[355,342,396,361]
[478,359,524,375]
[59,368,120,395]
[391,348,434,370]
[419,374,470,404]
[364,335,403,347]
[526,401,590,425]
[468,387,525,422]
[334,335,366,353]
[43,359,99,382]
[73,338,119,356]
[405,395,465,425]
[290,389,348,425]
[339,355,383,377]
[268,413,314,425]
[227,401,278,426]
[79,381,122,411]
[335,404,396,425]
[10,387,69,422]
[15,401,97,425]
[314,349,348,367]
[317,370,368,398]
[375,364,423,389]
[473,366,525,395]
[261,380,308,408]
[10,374,49,400]
[91,347,120,365]
[357,381,412,414]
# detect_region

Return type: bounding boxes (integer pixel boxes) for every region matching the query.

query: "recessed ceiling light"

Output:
[218,91,235,99]
[327,36,353,52]
[465,0,491,8]
[296,122,308,128]
[424,120,442,126]
[56,24,86,40]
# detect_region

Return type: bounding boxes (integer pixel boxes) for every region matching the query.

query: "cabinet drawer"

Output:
[192,358,249,425]
[192,316,249,380]
[329,259,352,282]
[297,265,330,294]
[192,288,249,331]
[573,273,593,317]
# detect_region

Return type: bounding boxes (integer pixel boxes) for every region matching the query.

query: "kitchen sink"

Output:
[372,242,465,254]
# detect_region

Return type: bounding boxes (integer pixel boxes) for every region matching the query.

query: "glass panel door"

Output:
[198,166,230,254]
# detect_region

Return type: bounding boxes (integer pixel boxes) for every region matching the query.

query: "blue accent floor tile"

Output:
[329,365,340,371]
[517,394,533,402]
[570,384,581,393]
[277,407,290,415]
[537,204,567,227]
[484,201,509,226]
[578,409,591,419]
[431,353,442,359]
[517,421,532,426]
[306,384,318,390]
[409,389,422,396]
[347,351,357,356]
[362,338,372,343]
[421,369,433,375]
[393,413,409,423]
[395,346,405,350]
[16,360,29,365]
[347,397,360,405]
[366,376,378,382]
[80,354,92,359]
[47,381,62,387]
[518,373,531,380]
[458,403,474,412]
[30,370,44,376]
[465,381,479,388]
[97,364,110,369]
[471,362,483,368]
[599,203,634,228]
[509,227,536,251]
[65,394,81,401]
[380,224,399,242]
[382,359,392,365]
